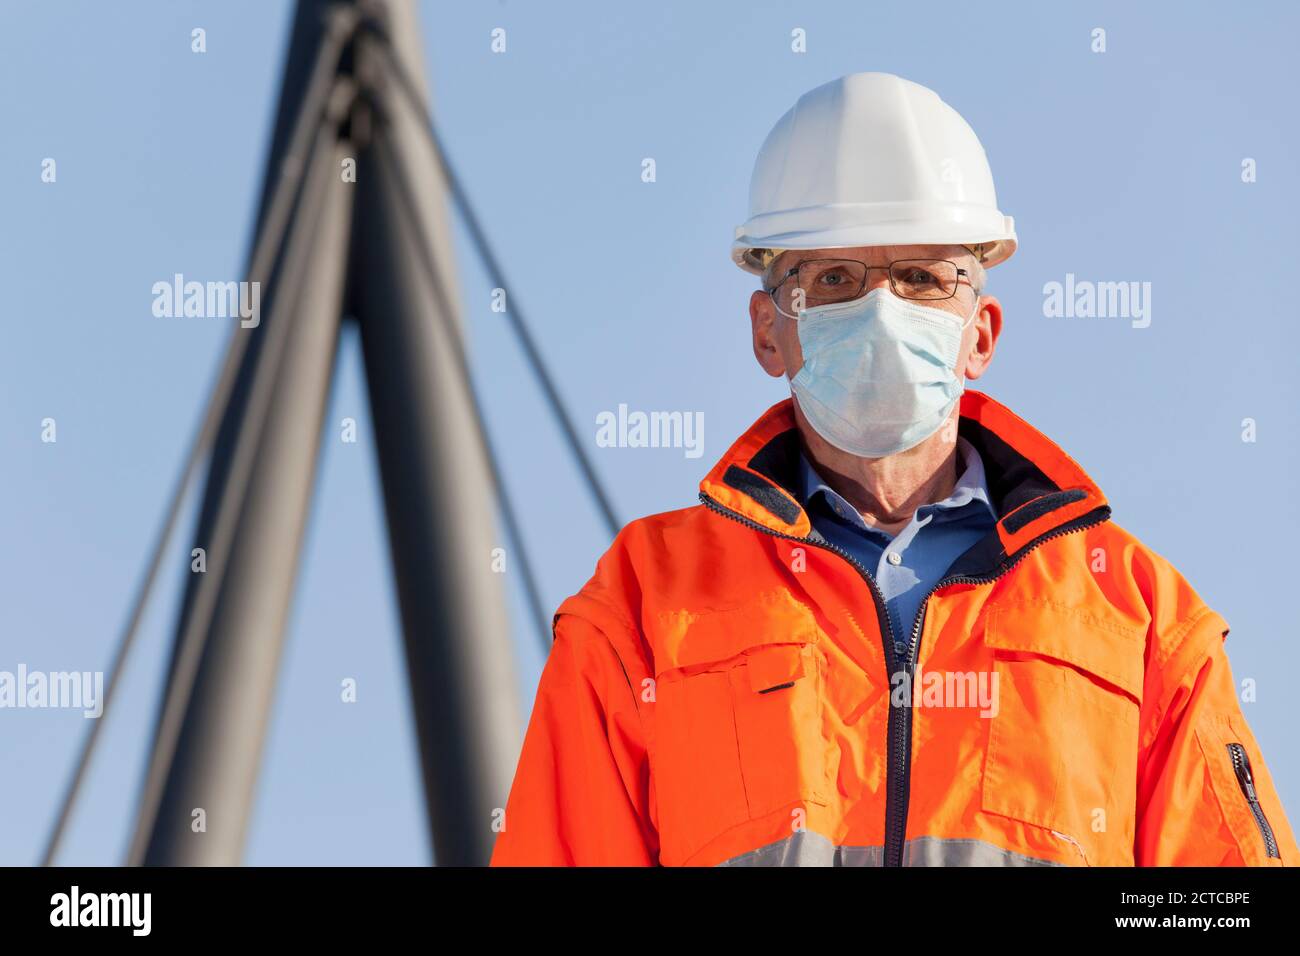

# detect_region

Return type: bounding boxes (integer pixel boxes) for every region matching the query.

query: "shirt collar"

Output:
[937,435,996,516]
[798,435,997,531]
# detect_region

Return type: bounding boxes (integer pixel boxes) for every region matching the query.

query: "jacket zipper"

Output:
[1226,742,1280,859]
[699,489,1110,866]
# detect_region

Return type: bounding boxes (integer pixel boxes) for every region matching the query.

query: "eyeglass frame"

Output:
[764,256,983,319]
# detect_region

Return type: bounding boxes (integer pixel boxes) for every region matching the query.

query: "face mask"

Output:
[789,287,978,458]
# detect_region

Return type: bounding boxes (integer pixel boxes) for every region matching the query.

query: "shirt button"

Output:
[886,551,902,566]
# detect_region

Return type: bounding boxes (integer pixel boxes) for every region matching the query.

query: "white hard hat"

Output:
[732,72,1017,275]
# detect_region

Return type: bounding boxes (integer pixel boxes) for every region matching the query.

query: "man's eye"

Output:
[813,269,853,288]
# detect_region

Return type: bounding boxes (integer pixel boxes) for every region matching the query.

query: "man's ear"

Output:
[963,294,1003,381]
[750,289,787,378]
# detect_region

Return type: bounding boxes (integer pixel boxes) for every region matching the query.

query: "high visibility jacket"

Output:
[490,390,1297,866]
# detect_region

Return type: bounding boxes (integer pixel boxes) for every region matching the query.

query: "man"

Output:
[490,73,1296,866]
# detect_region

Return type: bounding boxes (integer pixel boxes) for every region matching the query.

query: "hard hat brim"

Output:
[732,207,1017,275]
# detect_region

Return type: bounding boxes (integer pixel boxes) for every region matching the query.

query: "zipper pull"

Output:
[893,641,908,662]
[1238,757,1259,801]
[1229,742,1259,799]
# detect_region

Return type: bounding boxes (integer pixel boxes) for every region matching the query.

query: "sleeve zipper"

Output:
[1226,742,1280,859]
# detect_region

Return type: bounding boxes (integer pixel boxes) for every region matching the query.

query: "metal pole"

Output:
[42,4,359,868]
[350,8,522,866]
[130,124,354,867]
[369,125,554,653]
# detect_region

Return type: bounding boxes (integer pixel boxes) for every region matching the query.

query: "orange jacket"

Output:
[490,390,1297,866]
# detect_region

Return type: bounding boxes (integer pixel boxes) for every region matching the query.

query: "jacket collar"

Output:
[698,390,1111,580]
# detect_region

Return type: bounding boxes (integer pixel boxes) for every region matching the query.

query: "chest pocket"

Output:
[652,597,832,865]
[979,601,1145,863]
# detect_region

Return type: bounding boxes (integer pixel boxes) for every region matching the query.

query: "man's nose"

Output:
[864,273,892,293]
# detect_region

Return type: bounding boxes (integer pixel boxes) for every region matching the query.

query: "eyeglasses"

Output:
[766,258,979,318]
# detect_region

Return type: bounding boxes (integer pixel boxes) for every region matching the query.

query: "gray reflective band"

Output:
[902,836,1063,867]
[716,830,878,867]
[717,830,1064,867]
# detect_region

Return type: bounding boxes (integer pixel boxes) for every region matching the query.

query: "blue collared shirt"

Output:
[798,436,999,650]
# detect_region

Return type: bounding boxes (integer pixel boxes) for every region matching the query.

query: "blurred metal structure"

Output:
[119,0,523,867]
[42,0,623,870]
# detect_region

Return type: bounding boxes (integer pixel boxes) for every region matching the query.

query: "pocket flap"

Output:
[746,643,806,693]
[654,589,820,677]
[984,601,1145,704]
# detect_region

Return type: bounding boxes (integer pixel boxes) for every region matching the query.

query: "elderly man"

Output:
[490,73,1296,867]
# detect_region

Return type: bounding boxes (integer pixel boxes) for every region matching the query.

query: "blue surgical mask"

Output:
[789,287,978,458]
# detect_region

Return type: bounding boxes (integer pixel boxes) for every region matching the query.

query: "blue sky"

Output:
[2,0,1297,864]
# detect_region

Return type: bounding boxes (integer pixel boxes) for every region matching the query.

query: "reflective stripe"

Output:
[717,832,837,868]
[717,831,1064,867]
[902,836,1063,867]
